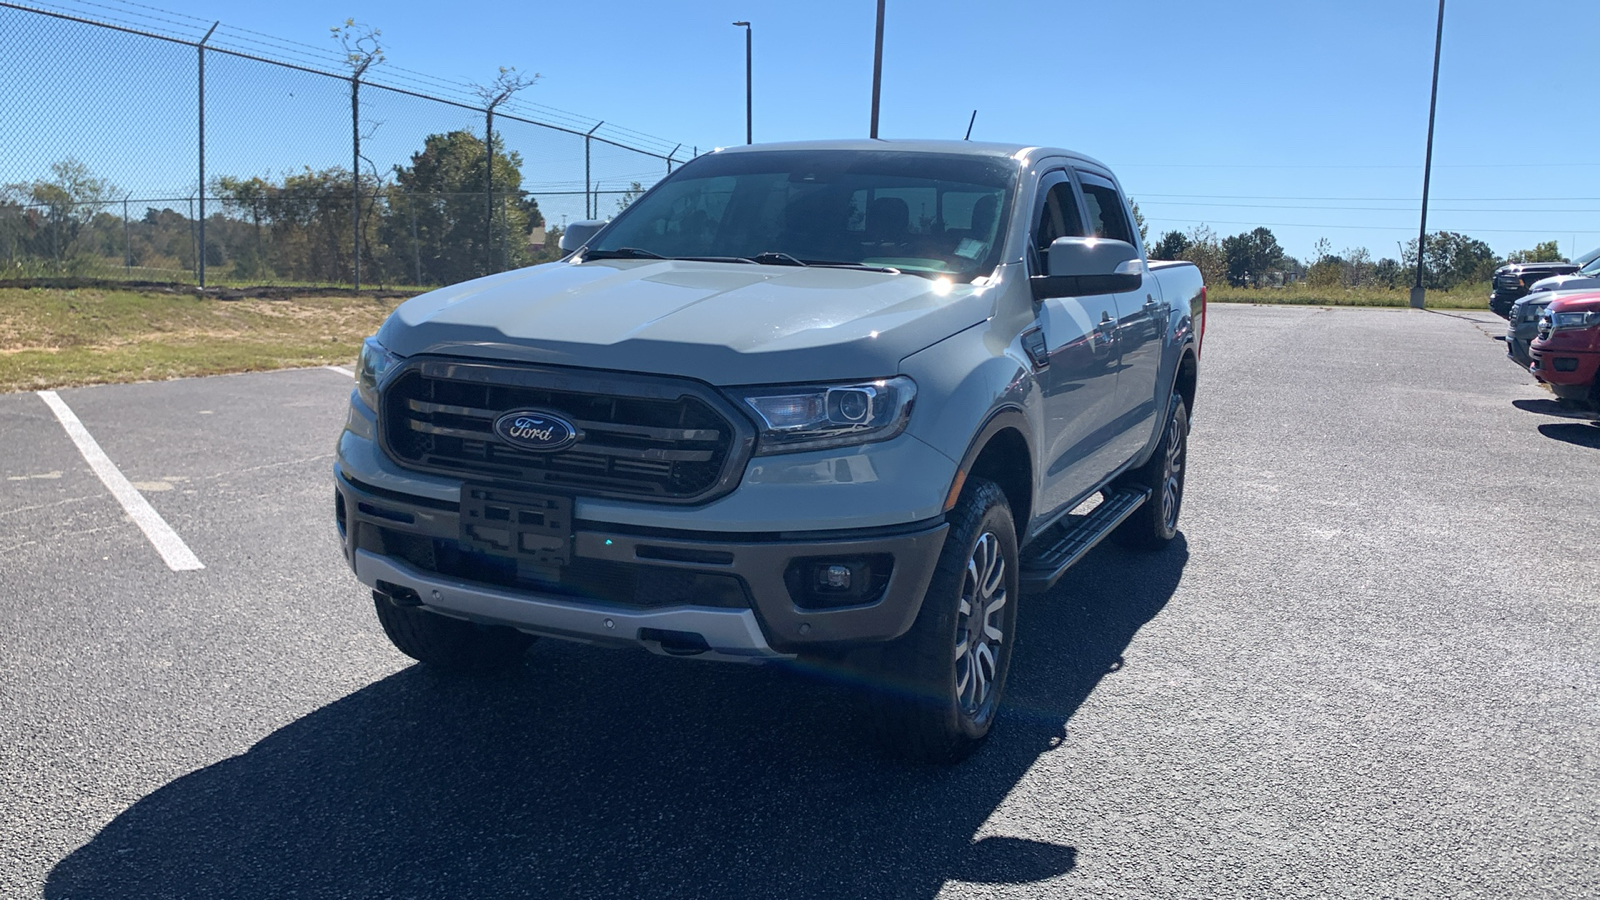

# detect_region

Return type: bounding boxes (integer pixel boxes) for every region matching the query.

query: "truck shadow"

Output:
[1538,422,1600,449]
[46,538,1188,899]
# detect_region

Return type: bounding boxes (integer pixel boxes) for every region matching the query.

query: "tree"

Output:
[1128,197,1148,246]
[389,130,543,285]
[1149,229,1189,261]
[1222,226,1285,287]
[1373,257,1404,288]
[212,175,273,278]
[1181,224,1228,289]
[2,159,117,271]
[1306,254,1344,289]
[1506,240,1564,263]
[1402,231,1498,290]
[614,182,645,215]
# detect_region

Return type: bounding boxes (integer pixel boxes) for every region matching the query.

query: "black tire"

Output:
[865,478,1019,763]
[1113,392,1189,551]
[372,592,535,673]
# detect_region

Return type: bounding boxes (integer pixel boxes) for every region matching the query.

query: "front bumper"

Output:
[1490,290,1524,317]
[336,469,948,659]
[1529,347,1600,402]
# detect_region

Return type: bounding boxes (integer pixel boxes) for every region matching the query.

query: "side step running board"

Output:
[1018,486,1150,594]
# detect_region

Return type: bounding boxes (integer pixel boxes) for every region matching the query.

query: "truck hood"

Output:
[378,259,996,385]
[1546,292,1600,315]
[1529,273,1600,293]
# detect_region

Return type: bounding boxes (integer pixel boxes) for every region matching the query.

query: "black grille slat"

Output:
[382,361,749,503]
[403,398,723,443]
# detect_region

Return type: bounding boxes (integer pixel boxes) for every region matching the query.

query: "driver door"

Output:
[1030,169,1125,520]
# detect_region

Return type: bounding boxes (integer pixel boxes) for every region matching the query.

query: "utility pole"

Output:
[732,22,752,144]
[869,0,885,138]
[584,121,603,218]
[1412,0,1446,309]
[197,21,217,289]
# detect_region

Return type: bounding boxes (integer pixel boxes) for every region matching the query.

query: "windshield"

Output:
[585,149,1018,282]
[1579,250,1600,275]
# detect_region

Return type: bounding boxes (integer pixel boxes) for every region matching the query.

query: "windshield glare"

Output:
[586,149,1018,281]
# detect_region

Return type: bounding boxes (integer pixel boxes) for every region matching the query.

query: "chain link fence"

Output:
[0,1,702,290]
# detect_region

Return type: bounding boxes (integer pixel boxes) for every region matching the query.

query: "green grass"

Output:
[0,287,408,393]
[1209,282,1490,309]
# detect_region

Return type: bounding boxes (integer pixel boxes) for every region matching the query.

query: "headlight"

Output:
[356,336,401,411]
[1549,311,1600,331]
[734,376,917,455]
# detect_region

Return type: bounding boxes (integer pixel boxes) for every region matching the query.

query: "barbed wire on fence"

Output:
[0,0,704,289]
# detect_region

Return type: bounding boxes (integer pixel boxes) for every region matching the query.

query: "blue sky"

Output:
[5,0,1597,261]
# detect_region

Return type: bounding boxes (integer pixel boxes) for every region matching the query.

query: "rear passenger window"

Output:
[1077,172,1133,245]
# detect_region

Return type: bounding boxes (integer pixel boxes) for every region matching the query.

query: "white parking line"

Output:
[36,391,205,572]
[326,365,354,378]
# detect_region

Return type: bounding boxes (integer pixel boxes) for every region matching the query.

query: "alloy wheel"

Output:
[954,531,1007,718]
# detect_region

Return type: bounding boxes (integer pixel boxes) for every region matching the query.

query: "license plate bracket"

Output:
[460,484,573,566]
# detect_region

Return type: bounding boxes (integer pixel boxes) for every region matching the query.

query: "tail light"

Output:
[1198,285,1207,357]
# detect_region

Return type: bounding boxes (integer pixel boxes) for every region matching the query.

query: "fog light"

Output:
[785,555,894,610]
[821,564,852,590]
[1553,357,1580,372]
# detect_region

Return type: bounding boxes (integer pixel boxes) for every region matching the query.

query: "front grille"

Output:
[381,359,753,503]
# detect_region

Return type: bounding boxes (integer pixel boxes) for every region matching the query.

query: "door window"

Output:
[1076,171,1134,245]
[1031,171,1085,274]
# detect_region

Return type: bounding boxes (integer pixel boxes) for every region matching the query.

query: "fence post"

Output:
[122,193,131,273]
[197,21,217,289]
[410,194,421,286]
[667,144,679,175]
[352,73,361,290]
[188,194,197,281]
[485,107,494,274]
[584,121,603,219]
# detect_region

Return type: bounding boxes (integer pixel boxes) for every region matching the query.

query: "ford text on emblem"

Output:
[492,410,581,452]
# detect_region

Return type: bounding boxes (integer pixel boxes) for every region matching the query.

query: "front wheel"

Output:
[866,478,1019,763]
[372,592,535,673]
[1113,392,1189,550]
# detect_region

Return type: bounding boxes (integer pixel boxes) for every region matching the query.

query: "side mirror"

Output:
[1030,237,1143,300]
[559,220,608,253]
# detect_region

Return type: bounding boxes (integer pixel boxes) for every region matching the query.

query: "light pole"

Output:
[1412,0,1446,309]
[732,21,752,144]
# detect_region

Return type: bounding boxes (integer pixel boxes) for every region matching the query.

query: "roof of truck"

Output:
[710,139,1108,170]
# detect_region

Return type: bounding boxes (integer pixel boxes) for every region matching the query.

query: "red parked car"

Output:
[1529,291,1600,413]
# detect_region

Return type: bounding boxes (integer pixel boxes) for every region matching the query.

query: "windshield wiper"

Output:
[749,251,809,267]
[798,258,902,275]
[750,252,901,274]
[583,247,665,261]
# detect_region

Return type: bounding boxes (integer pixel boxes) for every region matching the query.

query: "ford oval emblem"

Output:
[492,409,581,452]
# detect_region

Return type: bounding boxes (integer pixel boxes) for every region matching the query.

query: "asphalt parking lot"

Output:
[2,304,1596,899]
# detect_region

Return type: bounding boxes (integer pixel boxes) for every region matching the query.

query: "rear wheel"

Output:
[866,478,1019,763]
[372,592,535,673]
[1113,392,1189,550]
